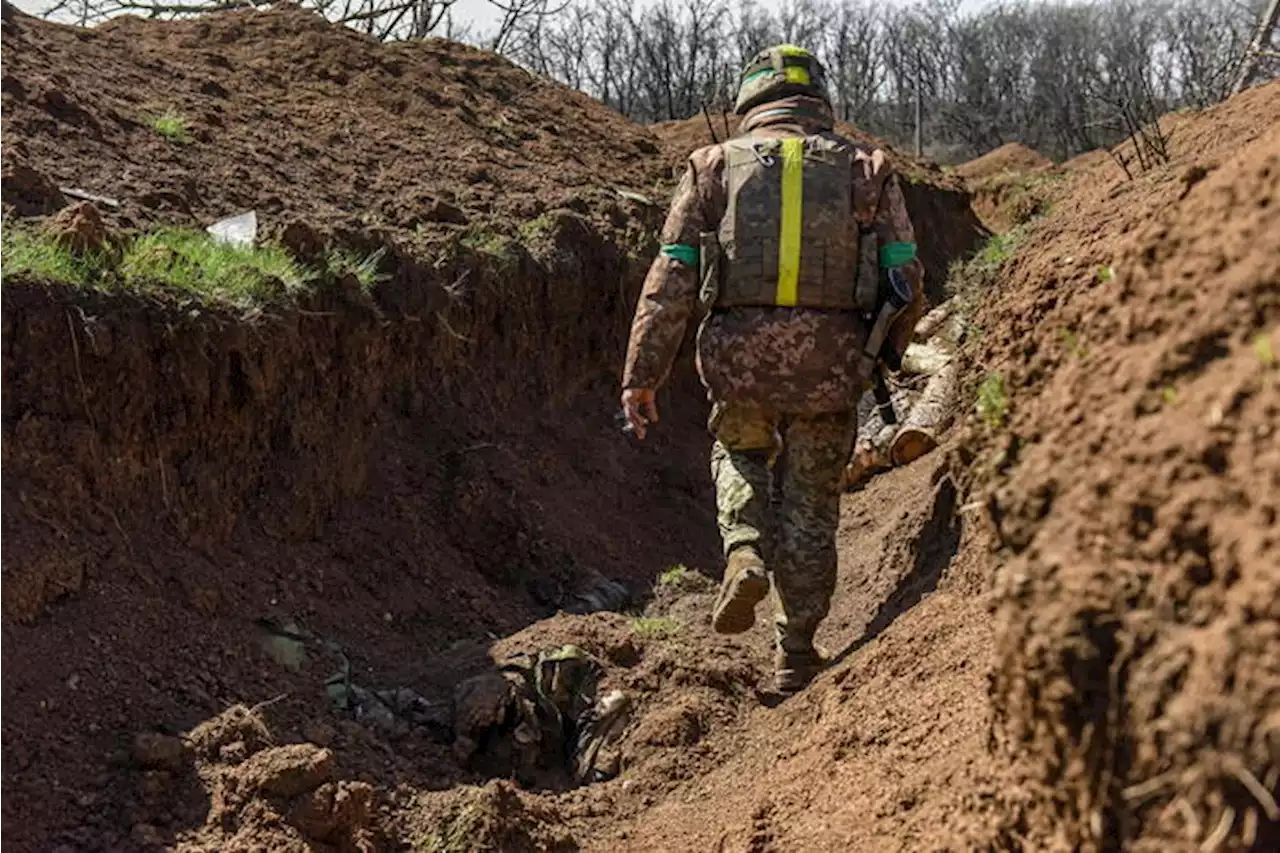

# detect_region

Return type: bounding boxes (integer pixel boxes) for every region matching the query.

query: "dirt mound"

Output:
[649,112,988,305]
[0,2,665,244]
[954,144,1058,233]
[964,80,1280,850]
[953,142,1052,181]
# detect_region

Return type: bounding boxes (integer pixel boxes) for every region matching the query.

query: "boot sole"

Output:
[711,571,770,634]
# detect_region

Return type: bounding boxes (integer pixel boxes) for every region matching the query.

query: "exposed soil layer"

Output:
[1,5,717,850]
[964,78,1280,851]
[649,112,989,306]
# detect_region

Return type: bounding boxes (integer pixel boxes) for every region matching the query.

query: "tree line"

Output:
[505,0,1275,161]
[42,0,1279,162]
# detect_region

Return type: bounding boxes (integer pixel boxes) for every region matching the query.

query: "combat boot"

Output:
[772,646,825,695]
[711,546,770,634]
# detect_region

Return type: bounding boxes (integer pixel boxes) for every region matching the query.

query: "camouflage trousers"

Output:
[709,403,855,654]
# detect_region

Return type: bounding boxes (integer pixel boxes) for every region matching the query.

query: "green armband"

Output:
[660,243,700,267]
[879,241,917,268]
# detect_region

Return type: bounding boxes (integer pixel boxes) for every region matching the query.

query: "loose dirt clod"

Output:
[41,201,109,254]
[235,743,335,799]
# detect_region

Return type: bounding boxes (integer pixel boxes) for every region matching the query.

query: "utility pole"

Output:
[1234,0,1280,94]
[913,49,923,157]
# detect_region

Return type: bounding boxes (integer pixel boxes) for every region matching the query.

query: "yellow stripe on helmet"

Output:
[783,66,811,86]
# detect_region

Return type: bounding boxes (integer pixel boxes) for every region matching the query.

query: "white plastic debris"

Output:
[207,211,258,247]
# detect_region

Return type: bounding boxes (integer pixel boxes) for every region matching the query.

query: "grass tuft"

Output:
[1,228,101,286]
[977,371,1009,428]
[1254,333,1276,367]
[148,108,194,144]
[658,564,688,587]
[1060,329,1088,358]
[416,803,484,853]
[948,224,1032,302]
[121,229,312,304]
[630,616,680,639]
[325,247,388,292]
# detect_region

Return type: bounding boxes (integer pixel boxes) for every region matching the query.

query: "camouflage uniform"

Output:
[622,95,925,661]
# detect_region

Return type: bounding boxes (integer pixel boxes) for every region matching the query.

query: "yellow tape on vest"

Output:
[776,138,804,307]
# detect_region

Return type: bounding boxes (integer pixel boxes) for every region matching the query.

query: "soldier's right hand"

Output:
[621,388,659,440]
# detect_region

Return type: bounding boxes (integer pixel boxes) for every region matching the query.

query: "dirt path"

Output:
[572,455,999,852]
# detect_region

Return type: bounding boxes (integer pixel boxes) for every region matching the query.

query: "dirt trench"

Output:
[5,5,1278,852]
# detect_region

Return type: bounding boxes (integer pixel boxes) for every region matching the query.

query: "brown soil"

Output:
[0,2,666,246]
[5,3,1279,851]
[953,143,1058,232]
[649,111,990,306]
[953,141,1052,182]
[962,78,1280,851]
[2,5,714,850]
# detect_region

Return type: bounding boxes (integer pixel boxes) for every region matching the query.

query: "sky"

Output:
[12,0,995,37]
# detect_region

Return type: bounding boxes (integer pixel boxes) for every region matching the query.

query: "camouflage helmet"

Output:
[733,44,831,115]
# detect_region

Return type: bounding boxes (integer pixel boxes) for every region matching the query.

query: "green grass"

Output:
[948,224,1032,302]
[517,212,561,246]
[148,108,193,144]
[1,227,100,286]
[1,225,351,309]
[1254,333,1276,367]
[460,228,517,259]
[658,564,688,587]
[974,227,1027,270]
[325,247,387,292]
[630,616,680,639]
[976,371,1009,428]
[1097,265,1115,283]
[121,228,311,303]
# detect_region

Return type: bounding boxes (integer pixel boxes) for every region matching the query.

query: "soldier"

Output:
[621,44,926,695]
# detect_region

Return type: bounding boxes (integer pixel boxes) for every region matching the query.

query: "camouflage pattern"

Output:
[622,94,925,413]
[710,403,854,653]
[716,134,862,310]
[733,45,831,115]
[622,93,926,666]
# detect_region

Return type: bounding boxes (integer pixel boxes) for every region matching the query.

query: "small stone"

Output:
[66,674,81,691]
[132,733,186,772]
